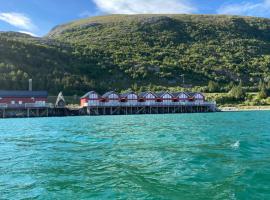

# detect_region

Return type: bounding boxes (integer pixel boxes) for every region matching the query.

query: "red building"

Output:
[0,90,48,106]
[80,91,100,107]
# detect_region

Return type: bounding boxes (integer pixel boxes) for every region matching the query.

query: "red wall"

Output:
[80,98,88,107]
[0,97,47,104]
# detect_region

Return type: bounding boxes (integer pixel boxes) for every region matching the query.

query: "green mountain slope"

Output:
[1,14,270,94]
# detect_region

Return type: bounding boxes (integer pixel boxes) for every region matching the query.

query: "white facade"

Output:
[161,93,173,103]
[107,93,119,103]
[126,93,138,103]
[177,92,189,102]
[193,93,205,103]
[145,93,156,103]
[88,92,99,105]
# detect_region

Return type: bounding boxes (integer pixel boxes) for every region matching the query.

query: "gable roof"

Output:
[0,90,48,98]
[138,92,157,98]
[81,91,99,99]
[156,92,173,98]
[172,92,189,98]
[120,92,138,98]
[186,92,205,98]
[102,91,119,98]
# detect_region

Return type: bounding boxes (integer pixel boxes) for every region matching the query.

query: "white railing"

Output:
[24,103,53,108]
[1,103,54,109]
[0,103,8,108]
[87,101,216,107]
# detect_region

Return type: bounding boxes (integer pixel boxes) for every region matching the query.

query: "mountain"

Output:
[1,14,270,95]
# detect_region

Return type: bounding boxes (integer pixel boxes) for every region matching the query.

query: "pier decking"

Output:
[83,102,217,116]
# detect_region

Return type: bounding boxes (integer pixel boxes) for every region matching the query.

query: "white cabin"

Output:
[102,91,120,103]
[80,91,99,107]
[121,92,138,103]
[192,93,205,103]
[139,92,157,103]
[157,92,174,103]
[173,92,189,102]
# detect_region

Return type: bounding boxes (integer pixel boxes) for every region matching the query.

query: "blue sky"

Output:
[0,0,270,37]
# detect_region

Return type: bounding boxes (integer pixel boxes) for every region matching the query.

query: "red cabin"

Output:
[80,91,100,107]
[0,90,48,106]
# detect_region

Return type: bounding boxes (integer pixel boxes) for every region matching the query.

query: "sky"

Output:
[0,0,270,37]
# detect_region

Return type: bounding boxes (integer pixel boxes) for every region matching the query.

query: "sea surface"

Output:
[0,111,270,200]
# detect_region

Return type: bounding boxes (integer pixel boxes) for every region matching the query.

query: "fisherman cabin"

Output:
[188,92,205,103]
[0,90,48,107]
[80,91,100,107]
[102,91,119,104]
[138,92,157,104]
[156,92,174,103]
[172,92,189,102]
[120,92,138,104]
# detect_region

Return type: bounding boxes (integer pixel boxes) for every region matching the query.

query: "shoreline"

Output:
[220,106,270,112]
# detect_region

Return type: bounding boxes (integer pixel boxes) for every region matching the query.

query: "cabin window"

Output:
[11,101,15,104]
[19,101,23,105]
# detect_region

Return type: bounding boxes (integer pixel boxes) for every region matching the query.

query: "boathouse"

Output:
[188,92,205,103]
[173,92,189,102]
[80,90,216,115]
[102,91,119,103]
[0,90,48,107]
[138,92,157,103]
[80,91,100,107]
[156,92,174,103]
[120,92,138,103]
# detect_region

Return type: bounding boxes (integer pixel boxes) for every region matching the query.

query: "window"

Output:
[11,101,15,104]
[19,101,23,105]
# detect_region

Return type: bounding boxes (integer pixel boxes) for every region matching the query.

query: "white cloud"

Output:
[0,12,36,31]
[217,0,270,17]
[93,0,197,14]
[18,31,37,37]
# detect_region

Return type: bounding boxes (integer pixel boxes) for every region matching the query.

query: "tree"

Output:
[258,84,268,99]
[229,83,246,101]
[207,81,219,92]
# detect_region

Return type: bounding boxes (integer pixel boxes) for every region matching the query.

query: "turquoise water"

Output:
[0,112,270,200]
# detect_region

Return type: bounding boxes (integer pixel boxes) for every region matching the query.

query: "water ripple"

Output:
[0,112,270,199]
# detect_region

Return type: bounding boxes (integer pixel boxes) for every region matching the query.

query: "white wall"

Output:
[178,93,189,102]
[88,93,99,105]
[194,93,204,102]
[162,93,173,102]
[108,93,119,103]
[145,93,156,102]
[126,94,138,102]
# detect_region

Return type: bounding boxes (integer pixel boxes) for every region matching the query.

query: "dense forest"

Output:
[1,14,270,96]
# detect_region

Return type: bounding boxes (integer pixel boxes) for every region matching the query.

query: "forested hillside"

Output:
[1,14,270,95]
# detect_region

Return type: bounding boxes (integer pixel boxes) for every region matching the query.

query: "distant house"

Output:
[188,92,205,102]
[172,92,189,102]
[102,91,119,103]
[156,92,174,103]
[80,91,100,107]
[120,92,138,103]
[0,90,48,106]
[138,92,157,103]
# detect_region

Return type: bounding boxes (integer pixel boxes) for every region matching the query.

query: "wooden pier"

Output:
[0,102,216,118]
[83,102,217,116]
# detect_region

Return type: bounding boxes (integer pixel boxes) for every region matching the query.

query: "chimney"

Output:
[29,79,32,91]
